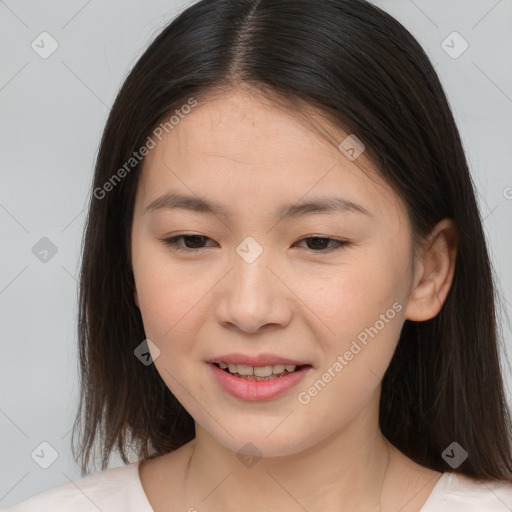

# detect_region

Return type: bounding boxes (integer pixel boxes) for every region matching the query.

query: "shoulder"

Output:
[7,461,152,512]
[422,472,512,511]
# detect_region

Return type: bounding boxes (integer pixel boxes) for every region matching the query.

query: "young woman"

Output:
[9,0,512,510]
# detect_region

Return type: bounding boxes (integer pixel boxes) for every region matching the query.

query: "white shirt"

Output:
[6,460,512,511]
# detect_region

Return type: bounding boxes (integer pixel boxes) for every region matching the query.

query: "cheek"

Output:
[132,244,206,350]
[292,253,408,412]
[133,261,212,404]
[137,278,206,350]
[295,268,404,432]
[295,256,406,347]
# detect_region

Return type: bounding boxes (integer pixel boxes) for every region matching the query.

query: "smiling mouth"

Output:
[211,362,310,380]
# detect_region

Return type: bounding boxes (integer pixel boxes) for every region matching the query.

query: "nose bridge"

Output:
[235,239,272,288]
[215,235,290,332]
[232,234,277,303]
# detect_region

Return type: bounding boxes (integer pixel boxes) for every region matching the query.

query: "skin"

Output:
[131,87,458,511]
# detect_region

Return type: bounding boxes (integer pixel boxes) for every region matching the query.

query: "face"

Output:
[131,88,416,457]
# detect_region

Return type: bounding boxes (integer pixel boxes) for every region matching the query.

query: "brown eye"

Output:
[296,237,349,252]
[162,234,215,251]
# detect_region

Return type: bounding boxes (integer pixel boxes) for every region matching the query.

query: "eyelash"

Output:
[161,234,349,253]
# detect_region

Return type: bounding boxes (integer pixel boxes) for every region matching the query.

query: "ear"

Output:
[405,219,458,321]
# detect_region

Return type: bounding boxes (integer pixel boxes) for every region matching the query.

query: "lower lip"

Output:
[209,363,311,401]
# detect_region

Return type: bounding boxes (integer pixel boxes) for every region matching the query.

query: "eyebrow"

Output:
[144,192,371,219]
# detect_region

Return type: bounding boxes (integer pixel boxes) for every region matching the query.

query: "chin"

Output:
[204,419,320,459]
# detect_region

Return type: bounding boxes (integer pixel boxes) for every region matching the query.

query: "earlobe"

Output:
[405,219,458,322]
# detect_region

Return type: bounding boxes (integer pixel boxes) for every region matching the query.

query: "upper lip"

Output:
[206,353,311,367]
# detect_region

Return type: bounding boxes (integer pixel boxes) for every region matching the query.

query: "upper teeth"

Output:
[219,362,297,376]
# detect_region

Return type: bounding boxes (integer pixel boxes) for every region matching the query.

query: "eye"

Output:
[295,236,349,253]
[161,234,348,253]
[161,234,216,251]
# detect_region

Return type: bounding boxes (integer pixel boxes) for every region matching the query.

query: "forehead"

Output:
[136,89,404,224]
[146,88,361,169]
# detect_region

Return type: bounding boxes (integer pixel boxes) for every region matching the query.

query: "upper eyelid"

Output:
[164,234,345,243]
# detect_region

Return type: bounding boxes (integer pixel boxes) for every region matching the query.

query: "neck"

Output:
[182,397,392,511]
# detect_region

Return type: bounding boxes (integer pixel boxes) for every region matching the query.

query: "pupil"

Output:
[308,238,328,250]
[185,235,206,248]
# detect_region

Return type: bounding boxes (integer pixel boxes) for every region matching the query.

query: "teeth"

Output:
[254,366,273,377]
[217,362,298,375]
[237,365,253,376]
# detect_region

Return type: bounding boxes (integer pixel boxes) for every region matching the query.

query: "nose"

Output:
[214,248,293,334]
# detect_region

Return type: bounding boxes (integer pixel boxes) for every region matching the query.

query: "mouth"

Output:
[210,361,311,381]
[208,359,313,401]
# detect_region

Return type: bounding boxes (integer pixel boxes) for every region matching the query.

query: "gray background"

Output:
[1,0,511,508]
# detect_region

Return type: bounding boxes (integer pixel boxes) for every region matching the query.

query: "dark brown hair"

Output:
[72,0,512,480]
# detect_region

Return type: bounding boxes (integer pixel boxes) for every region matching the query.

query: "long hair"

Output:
[72,0,512,480]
